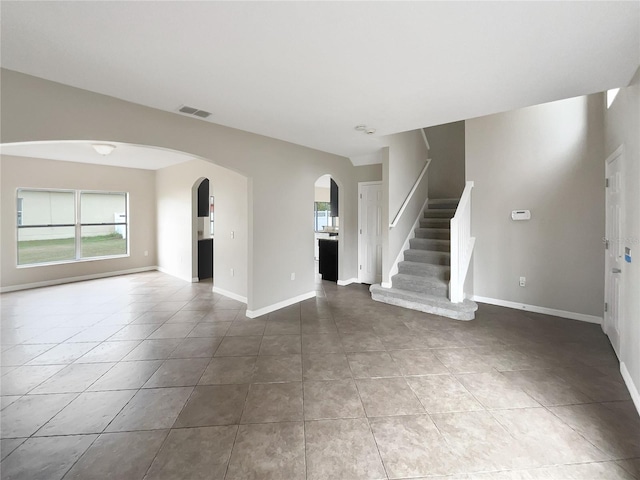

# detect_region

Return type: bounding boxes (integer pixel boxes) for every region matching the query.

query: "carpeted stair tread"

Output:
[391,273,448,296]
[428,198,460,209]
[409,238,451,252]
[414,228,451,240]
[420,219,451,229]
[398,261,450,280]
[403,249,451,266]
[424,209,456,218]
[370,284,477,321]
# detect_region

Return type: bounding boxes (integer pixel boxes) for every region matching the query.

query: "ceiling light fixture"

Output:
[92,144,116,156]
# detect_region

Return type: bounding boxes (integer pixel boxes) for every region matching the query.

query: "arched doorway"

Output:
[192,177,214,282]
[314,174,339,282]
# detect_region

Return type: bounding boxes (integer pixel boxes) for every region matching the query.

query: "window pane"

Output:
[18,226,75,265]
[18,190,75,226]
[81,192,126,224]
[81,226,127,258]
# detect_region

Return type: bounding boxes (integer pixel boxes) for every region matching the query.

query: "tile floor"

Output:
[1,271,639,479]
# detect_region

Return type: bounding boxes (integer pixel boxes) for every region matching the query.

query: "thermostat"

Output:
[511,210,531,221]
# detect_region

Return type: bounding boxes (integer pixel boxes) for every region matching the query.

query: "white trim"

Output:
[621,362,640,416]
[420,128,430,150]
[388,196,430,281]
[471,295,603,324]
[381,281,392,289]
[0,266,157,293]
[156,266,193,283]
[212,286,247,304]
[192,277,199,283]
[337,278,359,286]
[358,181,383,187]
[390,158,431,228]
[245,290,316,318]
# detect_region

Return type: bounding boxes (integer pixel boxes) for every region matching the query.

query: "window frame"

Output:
[16,188,130,268]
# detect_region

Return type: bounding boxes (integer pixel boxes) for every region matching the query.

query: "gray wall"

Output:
[425,121,465,199]
[466,94,605,317]
[382,130,429,284]
[1,155,157,289]
[0,69,382,313]
[604,66,640,407]
[156,159,248,298]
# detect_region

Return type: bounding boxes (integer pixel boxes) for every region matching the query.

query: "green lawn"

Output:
[18,234,126,265]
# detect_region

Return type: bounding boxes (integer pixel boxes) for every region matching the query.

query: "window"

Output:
[17,189,128,266]
[607,88,620,109]
[314,201,330,232]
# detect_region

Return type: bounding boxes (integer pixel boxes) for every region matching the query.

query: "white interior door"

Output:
[605,149,623,357]
[358,182,383,284]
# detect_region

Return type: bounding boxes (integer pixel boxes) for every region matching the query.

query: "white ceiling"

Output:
[1,2,638,165]
[0,142,195,170]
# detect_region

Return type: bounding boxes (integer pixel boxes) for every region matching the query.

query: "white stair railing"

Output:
[449,181,475,303]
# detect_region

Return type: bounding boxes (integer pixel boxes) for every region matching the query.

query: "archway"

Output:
[192,177,214,282]
[314,174,339,282]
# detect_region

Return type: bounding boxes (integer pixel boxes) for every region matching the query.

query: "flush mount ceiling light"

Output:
[354,125,376,135]
[92,144,116,156]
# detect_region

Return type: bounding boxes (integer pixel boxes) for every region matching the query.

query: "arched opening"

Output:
[314,174,339,282]
[192,177,214,283]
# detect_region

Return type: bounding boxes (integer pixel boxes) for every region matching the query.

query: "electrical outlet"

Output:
[230,268,234,277]
[144,250,148,257]
[290,272,295,281]
[519,277,526,287]
[231,231,235,239]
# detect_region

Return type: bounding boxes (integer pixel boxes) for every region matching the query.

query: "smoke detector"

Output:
[178,105,212,119]
[354,125,376,135]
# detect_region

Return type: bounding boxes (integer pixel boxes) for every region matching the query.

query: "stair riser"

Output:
[391,278,448,296]
[404,250,451,266]
[419,220,450,229]
[424,211,455,219]
[398,263,450,280]
[409,239,450,252]
[414,229,450,240]
[428,203,458,210]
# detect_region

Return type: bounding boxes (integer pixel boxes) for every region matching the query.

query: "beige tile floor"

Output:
[1,271,639,479]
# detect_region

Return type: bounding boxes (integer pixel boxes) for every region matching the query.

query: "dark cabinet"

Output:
[318,239,338,282]
[198,238,213,280]
[330,179,339,217]
[197,179,209,217]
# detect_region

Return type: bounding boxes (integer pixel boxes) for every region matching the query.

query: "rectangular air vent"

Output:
[178,105,212,119]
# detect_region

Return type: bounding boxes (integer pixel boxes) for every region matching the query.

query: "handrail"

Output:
[449,181,475,303]
[389,158,431,229]
[420,128,431,150]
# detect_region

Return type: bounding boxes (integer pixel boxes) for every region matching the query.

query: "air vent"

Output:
[178,105,212,119]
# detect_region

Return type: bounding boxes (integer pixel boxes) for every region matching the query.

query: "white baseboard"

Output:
[381,282,392,289]
[337,278,359,286]
[245,290,316,319]
[192,277,199,283]
[212,286,247,304]
[471,295,603,324]
[0,266,158,293]
[156,267,193,283]
[621,362,640,416]
[388,196,430,281]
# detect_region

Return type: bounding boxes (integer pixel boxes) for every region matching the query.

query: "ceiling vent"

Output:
[178,105,212,119]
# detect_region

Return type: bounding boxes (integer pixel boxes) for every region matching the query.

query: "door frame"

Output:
[604,144,624,356]
[358,181,383,284]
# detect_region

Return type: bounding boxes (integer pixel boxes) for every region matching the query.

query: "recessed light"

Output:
[92,144,116,156]
[354,125,367,131]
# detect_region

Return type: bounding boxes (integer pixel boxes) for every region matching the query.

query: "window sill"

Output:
[17,254,130,269]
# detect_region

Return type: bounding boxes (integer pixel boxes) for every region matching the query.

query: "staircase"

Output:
[370,198,478,320]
